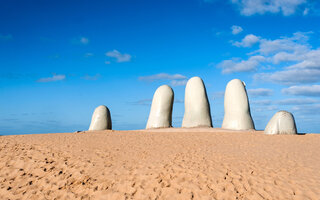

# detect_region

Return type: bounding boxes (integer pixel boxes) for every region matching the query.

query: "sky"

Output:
[1,0,320,135]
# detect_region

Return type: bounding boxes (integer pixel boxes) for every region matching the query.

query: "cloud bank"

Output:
[231,0,308,16]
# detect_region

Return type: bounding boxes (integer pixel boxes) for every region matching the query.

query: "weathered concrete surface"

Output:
[182,77,212,128]
[89,105,112,130]
[264,111,297,135]
[146,85,174,129]
[222,79,255,130]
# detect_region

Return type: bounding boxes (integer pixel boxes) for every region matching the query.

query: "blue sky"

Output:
[1,0,320,135]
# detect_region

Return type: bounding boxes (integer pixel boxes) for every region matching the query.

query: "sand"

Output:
[0,128,319,200]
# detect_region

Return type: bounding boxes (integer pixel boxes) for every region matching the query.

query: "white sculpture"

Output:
[222,79,255,130]
[89,105,112,130]
[264,111,297,135]
[146,85,174,129]
[182,76,212,128]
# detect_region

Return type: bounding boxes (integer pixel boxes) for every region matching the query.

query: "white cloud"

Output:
[231,25,243,35]
[282,85,320,96]
[218,55,265,74]
[231,0,308,16]
[37,74,66,83]
[232,34,260,47]
[247,88,273,97]
[218,31,320,85]
[291,104,320,114]
[286,49,320,69]
[139,73,188,86]
[254,37,320,84]
[106,50,132,63]
[272,51,299,64]
[171,80,188,86]
[255,69,320,85]
[253,32,320,85]
[257,32,310,55]
[251,99,272,105]
[139,73,187,81]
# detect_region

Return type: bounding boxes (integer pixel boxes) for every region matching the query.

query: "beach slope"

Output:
[0,128,319,199]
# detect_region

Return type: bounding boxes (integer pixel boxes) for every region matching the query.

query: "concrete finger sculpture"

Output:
[182,76,212,128]
[264,111,297,135]
[89,105,112,130]
[222,79,255,130]
[146,85,174,129]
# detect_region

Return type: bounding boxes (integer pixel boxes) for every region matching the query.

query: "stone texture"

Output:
[222,79,255,130]
[89,105,112,131]
[264,111,297,135]
[146,85,174,129]
[182,77,212,128]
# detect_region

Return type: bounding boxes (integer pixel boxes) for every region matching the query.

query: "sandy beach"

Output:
[1,129,319,199]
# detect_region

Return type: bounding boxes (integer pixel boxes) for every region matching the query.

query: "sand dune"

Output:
[0,129,319,199]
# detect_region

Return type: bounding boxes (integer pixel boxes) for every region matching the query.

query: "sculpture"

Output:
[146,85,174,129]
[264,111,297,135]
[89,105,112,130]
[182,77,212,128]
[222,79,255,130]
